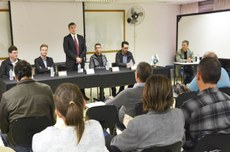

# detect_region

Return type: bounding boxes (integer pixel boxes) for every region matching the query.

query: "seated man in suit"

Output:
[0,60,55,152]
[0,45,20,78]
[89,43,108,101]
[105,62,152,124]
[34,44,55,74]
[181,57,230,151]
[111,41,135,96]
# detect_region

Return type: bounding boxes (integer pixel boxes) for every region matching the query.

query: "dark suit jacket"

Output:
[115,50,135,67]
[34,56,55,74]
[63,34,87,70]
[0,58,21,78]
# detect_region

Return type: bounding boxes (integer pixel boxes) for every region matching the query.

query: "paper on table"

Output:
[86,101,105,109]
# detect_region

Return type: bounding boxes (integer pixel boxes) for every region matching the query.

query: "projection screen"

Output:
[10,1,84,64]
[177,10,230,59]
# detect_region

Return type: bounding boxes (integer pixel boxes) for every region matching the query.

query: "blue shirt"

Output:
[123,55,127,64]
[189,67,230,92]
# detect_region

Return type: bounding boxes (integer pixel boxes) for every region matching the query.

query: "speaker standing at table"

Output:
[89,43,108,101]
[111,41,135,96]
[176,40,195,85]
[34,44,55,74]
[0,45,20,78]
[63,22,89,100]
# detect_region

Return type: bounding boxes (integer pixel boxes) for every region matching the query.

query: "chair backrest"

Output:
[10,116,52,147]
[175,91,197,108]
[135,102,147,116]
[219,87,230,96]
[142,141,182,152]
[86,105,118,130]
[194,133,230,152]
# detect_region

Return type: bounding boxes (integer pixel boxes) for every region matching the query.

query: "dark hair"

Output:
[182,40,189,45]
[136,62,152,82]
[68,22,76,28]
[198,57,221,84]
[94,43,101,49]
[40,44,48,50]
[121,41,129,48]
[14,60,32,81]
[8,45,18,53]
[54,83,85,143]
[142,75,173,112]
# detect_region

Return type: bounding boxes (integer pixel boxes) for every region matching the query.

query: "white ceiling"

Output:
[0,0,208,4]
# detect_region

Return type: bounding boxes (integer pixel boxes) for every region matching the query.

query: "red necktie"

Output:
[74,35,79,56]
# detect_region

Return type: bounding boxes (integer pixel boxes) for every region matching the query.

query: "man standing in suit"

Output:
[34,44,55,74]
[63,22,89,100]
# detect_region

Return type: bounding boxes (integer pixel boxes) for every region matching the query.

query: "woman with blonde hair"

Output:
[32,83,105,152]
[110,75,185,152]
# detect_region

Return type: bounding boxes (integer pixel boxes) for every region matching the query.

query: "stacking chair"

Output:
[9,116,52,147]
[219,87,230,96]
[175,91,197,108]
[86,105,118,135]
[194,133,230,152]
[142,141,182,152]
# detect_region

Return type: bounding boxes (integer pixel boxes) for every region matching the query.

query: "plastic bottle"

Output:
[106,61,110,70]
[78,64,81,73]
[9,69,13,80]
[50,67,55,77]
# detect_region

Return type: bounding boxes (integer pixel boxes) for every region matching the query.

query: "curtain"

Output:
[214,0,230,10]
[180,3,199,14]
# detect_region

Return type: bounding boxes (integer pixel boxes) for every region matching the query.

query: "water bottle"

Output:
[9,69,13,80]
[50,67,55,77]
[106,61,110,70]
[78,64,81,73]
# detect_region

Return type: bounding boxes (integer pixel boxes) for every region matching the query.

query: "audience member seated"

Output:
[189,51,230,92]
[109,75,185,152]
[0,45,20,78]
[181,57,230,151]
[89,43,108,101]
[176,40,195,84]
[0,60,55,152]
[32,83,106,152]
[105,62,152,124]
[111,41,135,96]
[34,44,55,74]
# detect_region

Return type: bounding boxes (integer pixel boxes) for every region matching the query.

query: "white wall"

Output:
[85,3,180,66]
[0,2,8,9]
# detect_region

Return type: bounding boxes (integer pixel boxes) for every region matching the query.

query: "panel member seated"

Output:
[105,62,152,124]
[111,41,135,96]
[0,45,20,78]
[34,44,55,74]
[89,43,107,69]
[89,43,108,101]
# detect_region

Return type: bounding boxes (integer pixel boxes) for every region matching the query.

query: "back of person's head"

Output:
[202,51,218,59]
[54,83,85,143]
[14,60,32,81]
[198,57,221,84]
[142,75,173,112]
[68,22,76,28]
[8,45,17,53]
[136,62,152,82]
[121,41,129,48]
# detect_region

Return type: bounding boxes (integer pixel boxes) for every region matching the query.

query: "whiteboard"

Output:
[85,10,125,52]
[10,1,84,64]
[0,10,11,58]
[177,10,230,59]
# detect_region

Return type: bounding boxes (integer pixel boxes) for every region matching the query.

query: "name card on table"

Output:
[58,71,67,77]
[131,65,137,70]
[86,69,95,75]
[78,68,84,73]
[112,67,120,72]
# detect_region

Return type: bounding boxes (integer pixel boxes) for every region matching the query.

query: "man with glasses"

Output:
[112,41,135,96]
[0,45,20,78]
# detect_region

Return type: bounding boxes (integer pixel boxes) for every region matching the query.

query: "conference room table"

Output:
[173,62,199,84]
[0,66,170,100]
